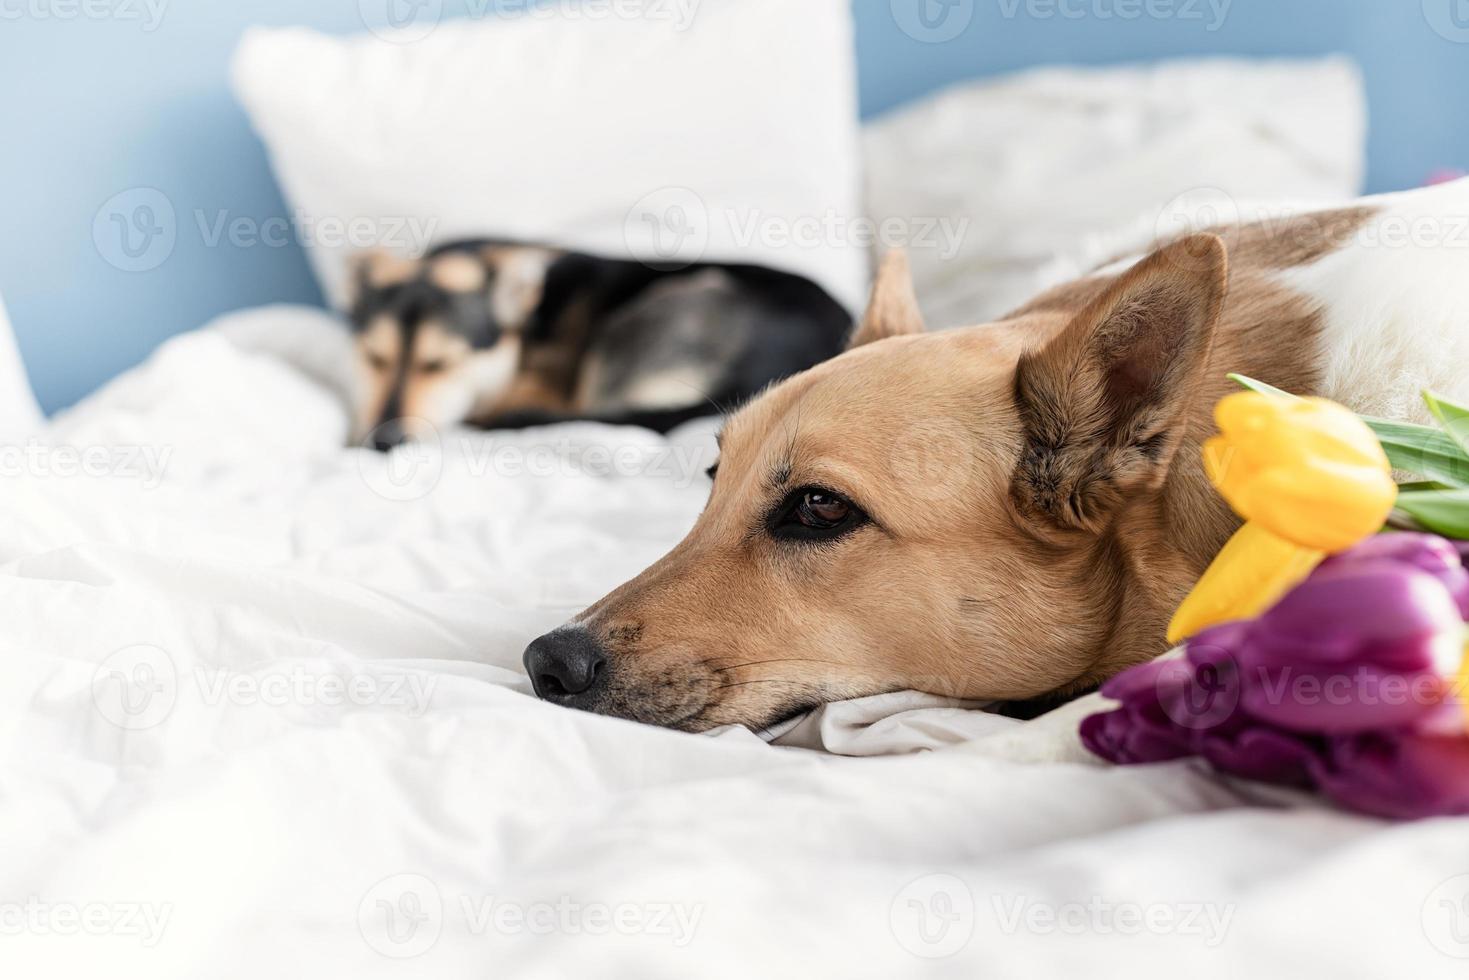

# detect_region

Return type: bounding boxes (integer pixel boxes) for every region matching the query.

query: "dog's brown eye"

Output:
[768,486,867,542]
[799,491,849,527]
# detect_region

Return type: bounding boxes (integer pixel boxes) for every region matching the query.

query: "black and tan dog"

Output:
[348,241,851,448]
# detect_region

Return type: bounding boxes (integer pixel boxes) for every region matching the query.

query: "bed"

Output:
[5,17,1462,977]
[5,302,1465,977]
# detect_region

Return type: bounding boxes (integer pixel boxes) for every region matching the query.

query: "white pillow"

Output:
[863,56,1367,327]
[0,293,43,437]
[232,3,865,315]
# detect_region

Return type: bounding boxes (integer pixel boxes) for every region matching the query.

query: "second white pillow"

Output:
[232,3,867,315]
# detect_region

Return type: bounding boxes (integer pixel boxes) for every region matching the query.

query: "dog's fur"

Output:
[347,241,851,447]
[524,181,1469,731]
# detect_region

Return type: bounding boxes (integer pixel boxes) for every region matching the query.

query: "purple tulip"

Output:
[1317,532,1469,619]
[1080,533,1469,819]
[1083,658,1197,765]
[1310,731,1469,819]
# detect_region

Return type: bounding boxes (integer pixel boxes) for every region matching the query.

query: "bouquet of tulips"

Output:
[1082,380,1469,819]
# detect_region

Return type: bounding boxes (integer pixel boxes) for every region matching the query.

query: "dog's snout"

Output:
[523,627,609,706]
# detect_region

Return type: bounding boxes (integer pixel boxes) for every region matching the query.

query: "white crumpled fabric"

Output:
[2,305,1462,978]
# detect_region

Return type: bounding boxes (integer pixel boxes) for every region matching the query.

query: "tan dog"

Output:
[523,181,1469,731]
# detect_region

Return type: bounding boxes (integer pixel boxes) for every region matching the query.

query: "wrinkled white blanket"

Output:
[3,306,1465,978]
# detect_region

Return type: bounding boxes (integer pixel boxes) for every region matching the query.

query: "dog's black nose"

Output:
[523,627,608,705]
[370,421,405,452]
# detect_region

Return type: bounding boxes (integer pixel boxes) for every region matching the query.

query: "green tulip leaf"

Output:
[1227,374,1296,401]
[1423,390,1469,457]
[1394,489,1469,539]
[1366,422,1469,488]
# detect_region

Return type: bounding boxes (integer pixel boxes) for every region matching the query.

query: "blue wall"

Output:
[2,0,1467,413]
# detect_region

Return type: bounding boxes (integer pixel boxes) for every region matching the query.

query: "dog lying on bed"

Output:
[347,242,851,448]
[523,180,1469,732]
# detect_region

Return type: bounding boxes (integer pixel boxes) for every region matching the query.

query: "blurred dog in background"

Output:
[348,241,852,449]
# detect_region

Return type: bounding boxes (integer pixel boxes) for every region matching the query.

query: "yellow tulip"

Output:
[1459,640,1469,730]
[1167,522,1326,644]
[1167,392,1397,644]
[1205,394,1397,551]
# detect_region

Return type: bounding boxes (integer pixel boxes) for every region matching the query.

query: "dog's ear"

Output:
[487,247,558,330]
[1010,234,1228,532]
[349,248,417,299]
[848,250,925,349]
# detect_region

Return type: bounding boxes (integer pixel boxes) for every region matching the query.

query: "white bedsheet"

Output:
[3,306,1466,978]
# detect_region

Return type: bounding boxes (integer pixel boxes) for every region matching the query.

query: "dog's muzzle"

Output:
[523,626,609,709]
